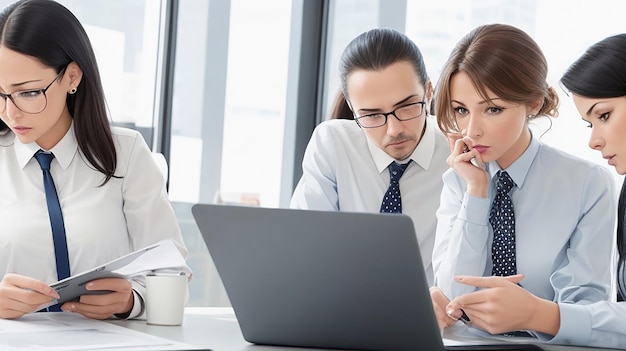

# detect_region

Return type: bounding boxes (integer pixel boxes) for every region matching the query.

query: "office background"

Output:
[5,0,624,306]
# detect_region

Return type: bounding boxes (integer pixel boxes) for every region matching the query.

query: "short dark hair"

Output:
[338,28,429,99]
[0,0,116,183]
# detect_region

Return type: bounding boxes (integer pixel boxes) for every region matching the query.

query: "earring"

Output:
[527,114,534,120]
[69,87,77,94]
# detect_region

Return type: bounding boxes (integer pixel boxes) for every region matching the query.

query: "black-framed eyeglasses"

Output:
[354,101,426,128]
[0,70,65,114]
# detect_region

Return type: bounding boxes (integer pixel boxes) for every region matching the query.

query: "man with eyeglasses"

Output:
[290,28,450,286]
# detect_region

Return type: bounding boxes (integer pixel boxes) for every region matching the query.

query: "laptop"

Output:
[192,204,544,351]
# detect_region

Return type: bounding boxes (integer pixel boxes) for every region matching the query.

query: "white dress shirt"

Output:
[433,134,615,308]
[290,118,450,285]
[0,124,189,318]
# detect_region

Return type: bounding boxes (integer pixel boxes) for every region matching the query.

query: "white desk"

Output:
[110,307,305,351]
[109,307,619,351]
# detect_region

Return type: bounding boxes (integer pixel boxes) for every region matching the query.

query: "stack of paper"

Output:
[0,312,200,350]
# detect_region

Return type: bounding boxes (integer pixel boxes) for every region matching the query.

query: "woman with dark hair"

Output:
[0,0,189,320]
[430,24,615,340]
[545,33,626,348]
[291,28,450,286]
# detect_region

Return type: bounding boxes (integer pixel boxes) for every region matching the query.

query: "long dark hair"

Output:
[434,24,559,135]
[0,0,116,183]
[338,28,430,99]
[561,33,626,300]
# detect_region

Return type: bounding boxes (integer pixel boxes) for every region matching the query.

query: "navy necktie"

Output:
[489,170,517,276]
[35,151,70,311]
[380,162,409,214]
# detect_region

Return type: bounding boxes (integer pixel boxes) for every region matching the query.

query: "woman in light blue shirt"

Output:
[430,24,616,339]
[544,33,626,348]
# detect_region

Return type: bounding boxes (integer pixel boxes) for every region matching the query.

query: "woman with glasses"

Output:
[290,28,450,286]
[0,0,189,320]
[430,24,615,339]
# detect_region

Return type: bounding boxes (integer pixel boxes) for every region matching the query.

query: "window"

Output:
[169,0,294,306]
[168,0,292,207]
[57,0,162,147]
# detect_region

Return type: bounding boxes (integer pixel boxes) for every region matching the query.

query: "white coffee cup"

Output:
[145,273,188,326]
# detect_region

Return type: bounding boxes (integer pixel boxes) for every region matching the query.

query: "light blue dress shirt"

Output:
[433,134,616,307]
[552,182,626,348]
[551,301,626,348]
[290,118,450,285]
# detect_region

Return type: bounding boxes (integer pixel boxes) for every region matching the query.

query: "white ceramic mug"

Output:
[145,273,187,326]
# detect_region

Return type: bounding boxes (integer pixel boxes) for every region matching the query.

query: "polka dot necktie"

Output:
[489,170,517,276]
[380,162,409,213]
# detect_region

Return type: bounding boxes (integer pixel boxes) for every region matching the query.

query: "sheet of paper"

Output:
[41,239,191,309]
[0,312,201,350]
[113,239,190,276]
[443,323,547,346]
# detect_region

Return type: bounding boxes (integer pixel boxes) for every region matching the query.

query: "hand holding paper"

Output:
[60,277,134,319]
[39,239,189,312]
[0,273,60,319]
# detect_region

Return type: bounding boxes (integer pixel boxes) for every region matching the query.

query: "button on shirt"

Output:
[433,135,615,307]
[0,124,189,319]
[290,118,450,285]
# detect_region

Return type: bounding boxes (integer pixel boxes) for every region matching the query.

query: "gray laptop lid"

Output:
[192,204,544,351]
[192,204,442,351]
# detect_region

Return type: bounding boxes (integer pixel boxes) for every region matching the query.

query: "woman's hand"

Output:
[430,286,460,331]
[0,273,60,319]
[61,277,133,320]
[446,132,489,198]
[446,275,559,335]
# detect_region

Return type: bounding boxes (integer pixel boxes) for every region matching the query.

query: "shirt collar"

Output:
[486,131,540,189]
[367,117,437,174]
[15,122,78,170]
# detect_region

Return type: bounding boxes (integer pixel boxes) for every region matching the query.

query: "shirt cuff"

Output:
[115,289,144,320]
[458,192,490,225]
[549,303,592,346]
